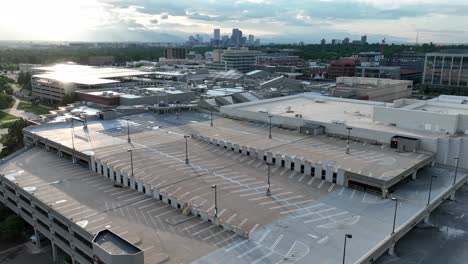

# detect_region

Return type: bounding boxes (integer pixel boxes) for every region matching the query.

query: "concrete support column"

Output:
[109,166,115,181]
[304,161,312,176]
[285,156,292,170]
[381,187,388,199]
[103,162,109,178]
[58,150,63,158]
[255,149,262,160]
[411,171,417,180]
[115,170,122,184]
[122,172,129,187]
[233,144,240,152]
[431,160,435,167]
[336,169,345,186]
[226,142,232,150]
[314,163,322,179]
[90,155,96,172]
[275,153,283,166]
[96,160,102,175]
[137,180,143,192]
[130,177,136,190]
[424,215,430,224]
[241,146,248,155]
[248,147,256,157]
[294,157,302,173]
[266,152,273,163]
[52,242,57,263]
[34,227,41,249]
[46,144,50,152]
[388,243,396,256]
[450,192,456,201]
[325,166,333,182]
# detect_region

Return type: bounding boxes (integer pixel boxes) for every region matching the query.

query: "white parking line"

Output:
[238,245,261,258]
[249,224,259,235]
[270,234,284,249]
[225,240,249,252]
[328,183,335,192]
[251,252,274,264]
[192,225,217,236]
[182,220,205,231]
[226,214,237,223]
[308,177,316,185]
[318,181,325,188]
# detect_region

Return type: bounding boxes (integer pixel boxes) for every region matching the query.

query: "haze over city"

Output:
[1,0,468,43]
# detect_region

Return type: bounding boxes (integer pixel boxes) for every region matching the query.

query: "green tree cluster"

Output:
[61,92,79,106]
[0,118,30,158]
[0,76,14,95]
[17,72,32,91]
[0,208,24,241]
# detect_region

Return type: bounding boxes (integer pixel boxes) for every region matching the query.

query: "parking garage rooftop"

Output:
[13,112,466,263]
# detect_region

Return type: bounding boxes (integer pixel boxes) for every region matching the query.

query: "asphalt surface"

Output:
[376,184,468,264]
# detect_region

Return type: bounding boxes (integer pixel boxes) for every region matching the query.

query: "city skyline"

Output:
[1,0,468,44]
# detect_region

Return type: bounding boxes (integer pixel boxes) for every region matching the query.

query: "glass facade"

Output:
[423,53,468,87]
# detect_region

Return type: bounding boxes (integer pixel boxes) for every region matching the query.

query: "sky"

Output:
[1,0,468,44]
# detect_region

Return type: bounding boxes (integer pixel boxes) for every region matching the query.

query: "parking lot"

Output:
[23,112,465,263]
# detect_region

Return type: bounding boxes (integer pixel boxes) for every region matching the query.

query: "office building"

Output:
[164,48,187,60]
[31,64,153,103]
[332,77,412,102]
[231,28,242,46]
[355,65,401,80]
[206,47,263,72]
[321,39,326,45]
[214,28,220,41]
[343,37,350,45]
[422,50,468,88]
[361,35,367,44]
[327,58,362,80]
[248,35,254,46]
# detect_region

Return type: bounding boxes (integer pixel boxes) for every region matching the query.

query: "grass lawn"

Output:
[0,112,17,123]
[17,102,51,115]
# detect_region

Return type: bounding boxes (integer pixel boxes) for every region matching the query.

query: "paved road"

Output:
[2,96,38,120]
[376,184,468,264]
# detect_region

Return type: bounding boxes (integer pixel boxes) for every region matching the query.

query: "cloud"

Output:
[1,0,468,43]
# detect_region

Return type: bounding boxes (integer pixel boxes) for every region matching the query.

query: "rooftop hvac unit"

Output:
[332,120,346,125]
[286,106,294,113]
[314,99,326,103]
[295,114,303,118]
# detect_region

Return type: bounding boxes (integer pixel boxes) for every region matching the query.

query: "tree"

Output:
[61,92,79,106]
[0,215,24,241]
[0,118,30,158]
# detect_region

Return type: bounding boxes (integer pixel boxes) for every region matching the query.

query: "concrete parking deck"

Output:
[18,112,467,263]
[0,148,240,264]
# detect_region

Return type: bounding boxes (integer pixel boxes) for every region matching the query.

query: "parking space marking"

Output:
[251,252,274,264]
[238,244,261,258]
[192,225,217,236]
[308,177,316,185]
[270,234,284,250]
[182,220,206,231]
[328,183,335,192]
[225,239,249,252]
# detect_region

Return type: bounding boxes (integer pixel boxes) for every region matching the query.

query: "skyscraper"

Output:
[231,28,242,46]
[321,39,326,45]
[248,35,254,46]
[214,29,220,40]
[361,35,367,44]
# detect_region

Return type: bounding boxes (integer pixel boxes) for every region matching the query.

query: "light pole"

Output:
[211,185,218,218]
[427,175,437,206]
[391,197,398,234]
[210,106,213,127]
[126,119,131,144]
[184,135,190,164]
[71,118,76,164]
[268,115,273,139]
[342,234,352,264]
[266,162,272,196]
[346,127,352,154]
[453,157,459,186]
[127,149,134,178]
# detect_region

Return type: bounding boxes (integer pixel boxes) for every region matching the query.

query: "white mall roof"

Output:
[33,64,149,85]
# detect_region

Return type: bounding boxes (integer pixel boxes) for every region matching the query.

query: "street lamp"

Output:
[268,115,273,139]
[266,162,272,196]
[126,119,131,144]
[427,175,437,206]
[453,157,459,186]
[346,127,352,154]
[391,197,398,234]
[184,135,190,164]
[210,105,214,127]
[71,118,76,164]
[211,185,218,218]
[127,149,134,178]
[342,234,352,264]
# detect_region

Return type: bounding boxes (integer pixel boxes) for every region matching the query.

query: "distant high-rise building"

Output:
[214,29,220,40]
[164,48,187,59]
[231,28,242,46]
[321,39,326,45]
[241,37,247,46]
[332,39,341,45]
[248,35,254,45]
[343,37,350,45]
[361,35,367,44]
